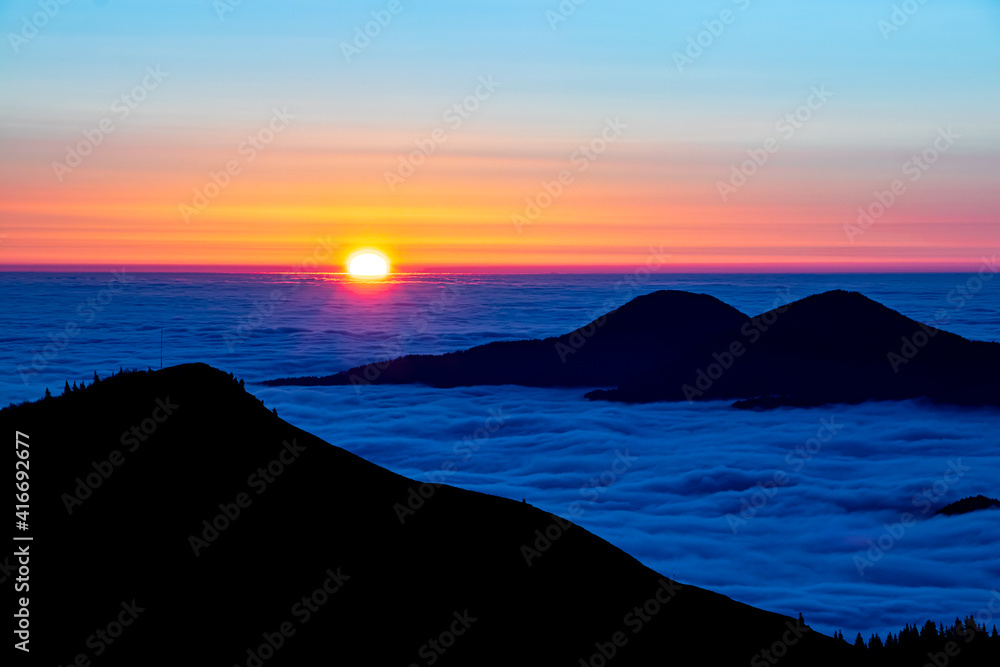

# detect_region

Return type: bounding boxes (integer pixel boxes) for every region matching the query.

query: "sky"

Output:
[1,0,999,271]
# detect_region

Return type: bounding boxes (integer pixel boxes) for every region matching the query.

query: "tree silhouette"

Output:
[964,615,978,639]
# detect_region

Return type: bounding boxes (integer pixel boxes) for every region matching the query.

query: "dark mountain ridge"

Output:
[937,495,1000,516]
[266,290,748,389]
[2,363,845,665]
[264,289,1000,409]
[591,289,1000,407]
[4,365,997,664]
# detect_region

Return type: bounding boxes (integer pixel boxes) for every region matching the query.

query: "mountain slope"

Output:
[264,290,748,388]
[3,363,849,666]
[265,289,1000,409]
[589,290,1000,407]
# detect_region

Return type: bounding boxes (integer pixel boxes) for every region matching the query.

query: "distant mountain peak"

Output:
[264,289,1000,410]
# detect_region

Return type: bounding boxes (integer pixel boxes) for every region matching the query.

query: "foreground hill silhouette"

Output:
[3,364,849,666]
[265,290,1000,409]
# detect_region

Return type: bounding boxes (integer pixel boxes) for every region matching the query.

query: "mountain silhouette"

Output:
[3,363,852,665]
[265,290,1000,409]
[590,290,1000,407]
[937,495,1000,516]
[265,290,747,388]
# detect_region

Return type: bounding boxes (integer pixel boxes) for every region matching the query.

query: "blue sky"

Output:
[1,0,998,269]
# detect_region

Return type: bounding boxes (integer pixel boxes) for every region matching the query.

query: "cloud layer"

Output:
[258,383,1000,639]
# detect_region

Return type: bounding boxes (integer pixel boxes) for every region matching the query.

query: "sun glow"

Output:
[347,251,390,277]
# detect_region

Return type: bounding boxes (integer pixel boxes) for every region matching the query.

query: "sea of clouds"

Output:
[257,383,1000,640]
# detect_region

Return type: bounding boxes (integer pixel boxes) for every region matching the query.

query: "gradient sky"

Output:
[1,0,998,271]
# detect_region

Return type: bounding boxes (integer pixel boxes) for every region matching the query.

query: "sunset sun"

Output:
[347,251,390,278]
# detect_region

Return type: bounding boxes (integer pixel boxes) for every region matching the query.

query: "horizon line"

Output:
[0,262,994,275]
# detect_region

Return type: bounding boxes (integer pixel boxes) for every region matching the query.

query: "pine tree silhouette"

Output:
[963,615,977,639]
[63,381,70,396]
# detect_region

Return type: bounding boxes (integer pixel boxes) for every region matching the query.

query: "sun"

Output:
[347,251,390,278]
